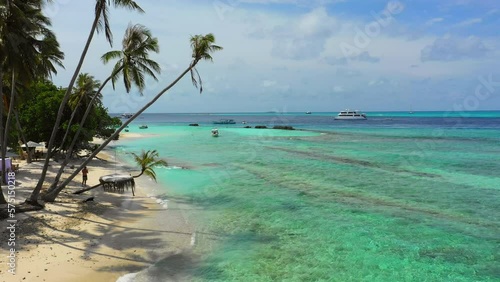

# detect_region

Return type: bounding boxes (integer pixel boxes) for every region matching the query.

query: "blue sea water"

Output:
[115,111,500,281]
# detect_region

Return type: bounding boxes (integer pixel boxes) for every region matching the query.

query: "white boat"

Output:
[211,129,219,137]
[334,109,367,120]
[213,119,236,124]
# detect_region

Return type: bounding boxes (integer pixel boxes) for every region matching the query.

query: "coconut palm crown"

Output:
[189,33,223,93]
[131,149,167,182]
[101,23,161,94]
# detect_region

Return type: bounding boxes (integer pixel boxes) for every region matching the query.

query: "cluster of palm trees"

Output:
[0,0,222,206]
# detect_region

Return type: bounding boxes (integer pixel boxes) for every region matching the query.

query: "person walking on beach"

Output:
[82,166,89,186]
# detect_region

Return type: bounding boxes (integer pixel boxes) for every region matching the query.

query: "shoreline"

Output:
[0,139,195,282]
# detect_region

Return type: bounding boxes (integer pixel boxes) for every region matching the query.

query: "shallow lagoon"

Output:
[116,114,499,281]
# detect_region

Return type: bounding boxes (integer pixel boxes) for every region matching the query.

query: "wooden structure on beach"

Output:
[99,174,136,195]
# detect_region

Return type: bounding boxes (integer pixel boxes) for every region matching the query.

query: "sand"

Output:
[0,147,195,282]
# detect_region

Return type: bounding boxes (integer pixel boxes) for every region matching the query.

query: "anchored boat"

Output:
[213,119,236,124]
[211,129,219,137]
[334,110,367,120]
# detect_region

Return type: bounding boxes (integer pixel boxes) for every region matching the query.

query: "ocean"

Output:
[114,111,500,281]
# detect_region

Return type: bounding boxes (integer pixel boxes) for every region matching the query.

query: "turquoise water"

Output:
[116,113,500,281]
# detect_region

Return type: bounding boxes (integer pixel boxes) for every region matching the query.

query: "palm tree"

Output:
[44,33,222,203]
[103,23,161,94]
[42,23,160,200]
[0,0,63,203]
[131,150,167,181]
[31,0,143,205]
[4,30,64,156]
[62,23,159,152]
[58,73,102,150]
[68,73,101,112]
[73,149,166,196]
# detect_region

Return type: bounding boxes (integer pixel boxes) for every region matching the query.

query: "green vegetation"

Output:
[17,80,120,154]
[131,149,168,181]
[0,1,222,206]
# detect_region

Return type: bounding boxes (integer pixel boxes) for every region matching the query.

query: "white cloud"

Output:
[486,8,498,15]
[333,86,344,92]
[324,56,347,65]
[269,7,339,60]
[368,79,386,86]
[44,0,500,112]
[261,80,277,87]
[324,51,379,65]
[425,17,444,26]
[355,51,380,63]
[237,0,346,5]
[421,35,491,62]
[454,18,482,27]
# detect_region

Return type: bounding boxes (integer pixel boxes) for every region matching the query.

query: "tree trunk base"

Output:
[23,199,45,208]
[73,183,102,194]
[1,202,44,219]
[41,192,58,203]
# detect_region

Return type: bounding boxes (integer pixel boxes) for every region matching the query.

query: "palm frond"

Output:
[101,22,161,94]
[131,149,167,182]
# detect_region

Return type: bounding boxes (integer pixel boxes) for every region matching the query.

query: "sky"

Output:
[45,0,500,113]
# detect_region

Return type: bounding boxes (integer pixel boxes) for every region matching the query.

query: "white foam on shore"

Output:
[116,272,138,282]
[190,232,197,246]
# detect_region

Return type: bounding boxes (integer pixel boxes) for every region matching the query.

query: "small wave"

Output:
[190,232,197,246]
[156,198,169,209]
[116,272,138,282]
[147,196,169,209]
[164,165,186,170]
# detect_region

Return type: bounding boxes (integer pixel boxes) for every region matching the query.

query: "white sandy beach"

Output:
[0,144,195,282]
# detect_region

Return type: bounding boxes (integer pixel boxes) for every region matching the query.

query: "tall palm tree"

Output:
[58,73,101,154]
[131,150,167,181]
[0,0,38,202]
[31,0,143,205]
[42,23,160,199]
[44,33,222,203]
[3,29,64,158]
[0,0,63,204]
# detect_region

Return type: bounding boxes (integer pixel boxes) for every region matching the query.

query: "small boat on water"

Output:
[121,113,133,118]
[211,129,219,137]
[306,111,312,114]
[213,119,236,124]
[139,125,148,129]
[334,109,367,120]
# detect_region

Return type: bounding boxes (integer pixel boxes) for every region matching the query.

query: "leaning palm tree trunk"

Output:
[42,63,196,202]
[48,74,115,191]
[55,89,86,156]
[28,12,103,204]
[73,183,103,194]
